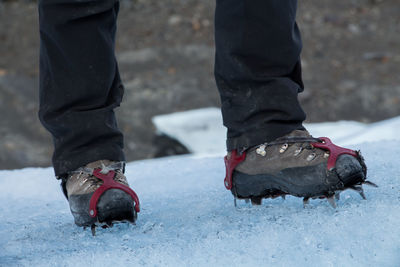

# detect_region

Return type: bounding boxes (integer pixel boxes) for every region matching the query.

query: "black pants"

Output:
[38,0,305,177]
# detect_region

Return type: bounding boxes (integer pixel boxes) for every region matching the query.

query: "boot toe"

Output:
[97,189,137,224]
[335,154,365,185]
[69,189,136,226]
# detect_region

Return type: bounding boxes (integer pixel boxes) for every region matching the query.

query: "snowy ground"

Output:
[0,141,399,266]
[1,110,400,266]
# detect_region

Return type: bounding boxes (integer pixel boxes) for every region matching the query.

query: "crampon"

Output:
[65,161,140,236]
[86,168,140,236]
[224,136,378,208]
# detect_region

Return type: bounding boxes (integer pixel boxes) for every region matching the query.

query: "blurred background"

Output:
[0,0,399,170]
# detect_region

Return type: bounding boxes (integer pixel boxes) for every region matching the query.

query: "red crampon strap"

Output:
[224,150,246,190]
[312,137,358,171]
[89,168,140,218]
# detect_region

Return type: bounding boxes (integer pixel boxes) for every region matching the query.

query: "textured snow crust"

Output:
[0,142,399,266]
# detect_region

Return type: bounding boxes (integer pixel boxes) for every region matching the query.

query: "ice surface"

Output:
[1,110,400,265]
[0,141,399,266]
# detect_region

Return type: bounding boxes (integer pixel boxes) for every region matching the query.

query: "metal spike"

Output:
[303,197,310,208]
[91,225,96,236]
[364,181,378,188]
[349,185,360,191]
[327,196,337,209]
[359,190,366,200]
[234,198,237,207]
[335,192,341,201]
[354,185,362,190]
[354,186,366,199]
[349,185,367,199]
[251,197,262,205]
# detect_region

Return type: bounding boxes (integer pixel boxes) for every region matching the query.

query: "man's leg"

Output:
[38,0,139,230]
[215,0,371,205]
[215,0,305,151]
[39,0,125,178]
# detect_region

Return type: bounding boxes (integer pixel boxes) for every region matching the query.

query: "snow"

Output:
[152,107,226,156]
[1,110,400,266]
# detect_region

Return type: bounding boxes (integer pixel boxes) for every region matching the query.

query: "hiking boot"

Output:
[65,160,140,232]
[224,130,377,207]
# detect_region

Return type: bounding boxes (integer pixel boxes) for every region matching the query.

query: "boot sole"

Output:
[232,155,366,199]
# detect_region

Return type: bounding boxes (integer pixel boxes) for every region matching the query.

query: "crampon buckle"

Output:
[89,168,140,218]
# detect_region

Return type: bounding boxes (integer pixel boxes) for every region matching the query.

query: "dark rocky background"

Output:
[0,0,399,170]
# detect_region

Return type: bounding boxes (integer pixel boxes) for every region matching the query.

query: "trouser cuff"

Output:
[53,145,125,178]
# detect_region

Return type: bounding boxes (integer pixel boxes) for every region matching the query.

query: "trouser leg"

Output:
[215,0,306,151]
[38,0,125,177]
